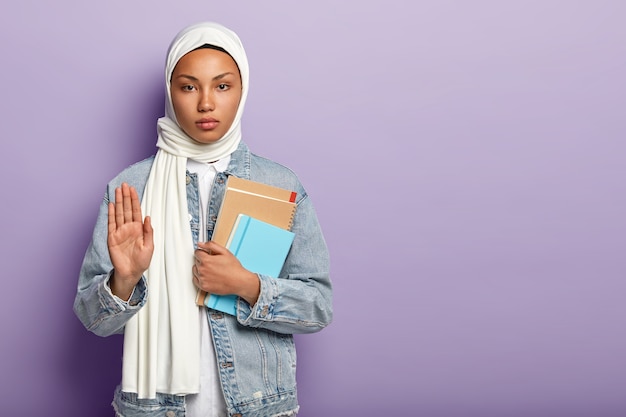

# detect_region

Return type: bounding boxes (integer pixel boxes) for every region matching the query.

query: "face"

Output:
[170,47,242,144]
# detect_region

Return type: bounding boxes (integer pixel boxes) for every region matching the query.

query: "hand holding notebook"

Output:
[204,214,296,315]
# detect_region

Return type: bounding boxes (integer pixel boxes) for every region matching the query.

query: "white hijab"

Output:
[121,22,249,399]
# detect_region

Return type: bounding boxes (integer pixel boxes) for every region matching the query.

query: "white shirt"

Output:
[185,157,230,417]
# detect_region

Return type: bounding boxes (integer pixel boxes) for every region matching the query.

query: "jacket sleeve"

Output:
[236,190,333,334]
[73,187,148,337]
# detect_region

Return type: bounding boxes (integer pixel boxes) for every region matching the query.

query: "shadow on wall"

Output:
[62,320,124,415]
[57,209,124,416]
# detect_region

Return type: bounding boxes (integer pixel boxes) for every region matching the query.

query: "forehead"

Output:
[172,48,240,76]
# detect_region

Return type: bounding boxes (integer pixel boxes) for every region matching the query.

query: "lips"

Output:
[196,118,219,130]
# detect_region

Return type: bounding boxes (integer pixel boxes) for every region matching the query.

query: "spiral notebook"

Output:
[195,176,297,306]
[204,214,296,315]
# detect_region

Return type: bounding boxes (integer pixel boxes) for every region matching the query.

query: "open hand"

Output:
[107,182,154,300]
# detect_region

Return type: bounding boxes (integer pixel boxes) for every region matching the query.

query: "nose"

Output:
[198,91,215,112]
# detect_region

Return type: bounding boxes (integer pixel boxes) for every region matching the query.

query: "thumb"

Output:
[143,215,152,231]
[143,216,154,242]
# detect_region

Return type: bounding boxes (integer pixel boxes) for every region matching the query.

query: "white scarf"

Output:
[121,22,249,399]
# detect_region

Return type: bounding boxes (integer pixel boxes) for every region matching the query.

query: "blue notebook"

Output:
[204,214,296,315]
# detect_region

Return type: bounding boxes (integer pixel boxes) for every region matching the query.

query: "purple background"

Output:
[1,1,624,416]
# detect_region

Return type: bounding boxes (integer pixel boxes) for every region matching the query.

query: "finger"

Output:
[115,186,124,228]
[196,246,212,256]
[202,240,227,255]
[107,202,116,234]
[122,183,133,223]
[192,265,201,287]
[143,216,153,246]
[194,249,210,268]
[197,241,211,252]
[130,186,143,223]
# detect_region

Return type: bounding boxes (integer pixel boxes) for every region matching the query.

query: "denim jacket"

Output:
[74,142,333,417]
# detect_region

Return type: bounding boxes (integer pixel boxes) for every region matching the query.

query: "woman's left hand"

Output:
[193,241,260,306]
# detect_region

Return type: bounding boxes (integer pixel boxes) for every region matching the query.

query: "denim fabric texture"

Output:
[74,141,333,417]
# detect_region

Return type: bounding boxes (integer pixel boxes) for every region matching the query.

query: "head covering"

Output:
[121,22,249,399]
[157,21,249,162]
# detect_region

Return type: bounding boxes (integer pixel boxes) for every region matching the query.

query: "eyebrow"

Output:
[174,72,237,82]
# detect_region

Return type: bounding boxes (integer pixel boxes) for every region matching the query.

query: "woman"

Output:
[74,22,332,417]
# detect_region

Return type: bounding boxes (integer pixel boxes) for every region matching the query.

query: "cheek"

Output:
[170,94,182,115]
[171,95,193,122]
[225,95,241,120]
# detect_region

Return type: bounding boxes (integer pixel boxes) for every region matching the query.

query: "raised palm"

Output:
[107,183,154,292]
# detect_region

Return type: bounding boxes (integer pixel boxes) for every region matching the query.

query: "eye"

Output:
[181,85,196,92]
[217,83,230,91]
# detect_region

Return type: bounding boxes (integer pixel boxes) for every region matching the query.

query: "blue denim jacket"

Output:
[74,142,333,417]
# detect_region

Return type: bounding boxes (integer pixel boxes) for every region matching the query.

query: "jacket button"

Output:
[232,414,242,417]
[186,175,191,185]
[165,411,176,417]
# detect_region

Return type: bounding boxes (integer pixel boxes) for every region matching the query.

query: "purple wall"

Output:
[1,1,624,416]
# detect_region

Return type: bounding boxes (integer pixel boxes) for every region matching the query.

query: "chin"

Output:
[191,136,222,144]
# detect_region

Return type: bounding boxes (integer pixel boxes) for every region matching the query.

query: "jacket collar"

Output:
[224,141,251,180]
